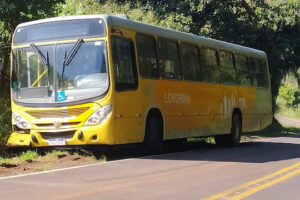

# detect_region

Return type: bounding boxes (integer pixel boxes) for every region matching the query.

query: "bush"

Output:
[0,98,11,147]
[278,85,298,108]
[20,150,38,162]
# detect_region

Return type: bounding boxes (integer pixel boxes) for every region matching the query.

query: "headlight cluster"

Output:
[12,112,31,129]
[84,105,112,126]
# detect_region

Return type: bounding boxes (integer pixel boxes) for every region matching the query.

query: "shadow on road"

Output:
[97,134,300,164]
[139,135,300,164]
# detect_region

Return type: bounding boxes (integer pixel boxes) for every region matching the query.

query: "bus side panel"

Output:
[155,80,230,140]
[114,75,143,144]
[198,83,224,136]
[221,85,239,134]
[237,86,258,132]
[181,82,209,138]
[255,88,273,130]
[155,79,185,140]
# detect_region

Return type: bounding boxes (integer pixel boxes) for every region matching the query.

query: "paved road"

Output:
[1,136,300,200]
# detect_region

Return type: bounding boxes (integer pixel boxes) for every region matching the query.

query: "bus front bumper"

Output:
[6,118,115,147]
[6,132,31,147]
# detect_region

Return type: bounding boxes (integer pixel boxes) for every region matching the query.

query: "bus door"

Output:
[111,36,142,144]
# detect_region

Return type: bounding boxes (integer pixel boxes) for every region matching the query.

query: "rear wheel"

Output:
[214,112,242,147]
[144,115,164,154]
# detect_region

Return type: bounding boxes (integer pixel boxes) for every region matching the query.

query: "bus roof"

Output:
[16,14,266,58]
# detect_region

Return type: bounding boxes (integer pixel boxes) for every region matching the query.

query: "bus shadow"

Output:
[136,135,300,164]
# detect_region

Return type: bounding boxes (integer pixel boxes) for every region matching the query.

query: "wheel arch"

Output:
[143,106,165,142]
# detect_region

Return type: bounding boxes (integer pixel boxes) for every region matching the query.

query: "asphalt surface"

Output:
[1,136,300,200]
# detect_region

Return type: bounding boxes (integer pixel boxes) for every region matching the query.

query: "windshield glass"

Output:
[12,40,109,104]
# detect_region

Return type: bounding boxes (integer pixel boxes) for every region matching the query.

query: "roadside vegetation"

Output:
[276,73,300,118]
[0,149,103,176]
[244,119,300,139]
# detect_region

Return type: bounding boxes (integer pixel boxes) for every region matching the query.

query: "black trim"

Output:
[12,90,109,108]
[13,18,107,45]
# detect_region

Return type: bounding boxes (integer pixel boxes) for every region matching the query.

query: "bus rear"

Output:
[7,16,115,147]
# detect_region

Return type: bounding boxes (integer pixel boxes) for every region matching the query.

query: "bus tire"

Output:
[144,114,164,154]
[214,112,242,147]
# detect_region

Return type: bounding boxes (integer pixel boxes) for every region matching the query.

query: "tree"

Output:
[0,0,64,77]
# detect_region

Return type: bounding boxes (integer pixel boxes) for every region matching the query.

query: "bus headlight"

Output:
[12,112,32,129]
[84,105,112,126]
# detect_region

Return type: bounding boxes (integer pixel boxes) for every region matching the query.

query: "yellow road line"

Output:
[203,162,300,200]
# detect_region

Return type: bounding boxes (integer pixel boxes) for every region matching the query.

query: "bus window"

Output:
[111,36,138,91]
[136,33,159,78]
[249,57,260,87]
[219,50,235,85]
[201,48,220,83]
[235,54,250,86]
[157,38,182,80]
[249,58,269,88]
[180,42,202,81]
[258,59,269,88]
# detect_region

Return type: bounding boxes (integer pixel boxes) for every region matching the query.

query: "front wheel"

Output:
[214,113,242,147]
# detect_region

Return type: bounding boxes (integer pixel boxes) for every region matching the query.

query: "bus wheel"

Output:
[214,112,241,147]
[144,115,164,154]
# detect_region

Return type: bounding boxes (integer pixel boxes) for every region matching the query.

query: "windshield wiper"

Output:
[63,39,84,67]
[30,43,50,87]
[30,43,49,66]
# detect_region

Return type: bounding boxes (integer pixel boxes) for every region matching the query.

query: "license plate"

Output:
[48,138,66,146]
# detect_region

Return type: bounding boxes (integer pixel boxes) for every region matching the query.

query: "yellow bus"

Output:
[6,14,272,151]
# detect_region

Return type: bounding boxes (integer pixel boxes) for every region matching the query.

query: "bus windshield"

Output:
[11,40,109,104]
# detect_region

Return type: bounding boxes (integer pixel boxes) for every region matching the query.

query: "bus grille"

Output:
[35,122,81,129]
[40,131,76,140]
[26,107,90,119]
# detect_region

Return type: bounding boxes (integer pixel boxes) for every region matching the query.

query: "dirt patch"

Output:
[0,153,99,177]
[275,115,300,128]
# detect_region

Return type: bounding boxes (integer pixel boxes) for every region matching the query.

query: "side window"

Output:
[181,42,202,81]
[258,59,269,88]
[111,36,138,91]
[136,33,159,78]
[219,50,235,85]
[201,48,220,83]
[249,57,260,87]
[235,54,250,86]
[157,38,182,80]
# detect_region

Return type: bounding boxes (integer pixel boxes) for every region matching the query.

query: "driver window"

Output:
[111,36,138,91]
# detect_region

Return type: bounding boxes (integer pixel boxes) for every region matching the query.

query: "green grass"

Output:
[0,150,39,166]
[276,73,300,119]
[20,150,38,162]
[0,157,17,166]
[0,149,103,172]
[277,107,300,119]
[243,118,300,139]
